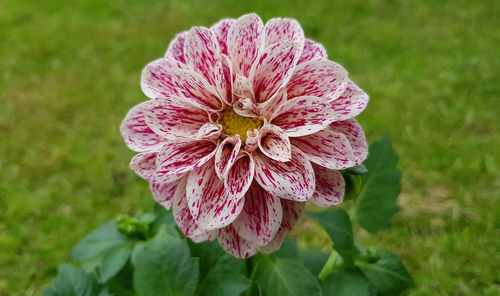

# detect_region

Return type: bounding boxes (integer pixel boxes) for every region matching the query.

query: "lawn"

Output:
[0,0,499,295]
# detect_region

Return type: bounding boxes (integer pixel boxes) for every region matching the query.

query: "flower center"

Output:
[219,108,263,143]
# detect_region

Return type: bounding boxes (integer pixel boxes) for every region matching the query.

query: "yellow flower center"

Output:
[219,108,263,143]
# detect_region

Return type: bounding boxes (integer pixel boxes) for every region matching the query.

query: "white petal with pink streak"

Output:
[264,18,305,49]
[287,59,348,101]
[170,69,223,111]
[233,183,282,245]
[331,80,369,121]
[330,119,368,166]
[253,147,315,201]
[120,101,165,152]
[141,58,185,99]
[227,13,264,77]
[143,96,210,140]
[156,140,217,180]
[150,179,182,210]
[271,96,334,137]
[214,135,241,179]
[225,152,255,201]
[217,225,259,258]
[258,124,291,162]
[165,32,187,64]
[310,164,345,207]
[129,152,157,182]
[186,161,244,230]
[210,19,235,56]
[298,38,328,64]
[251,41,301,103]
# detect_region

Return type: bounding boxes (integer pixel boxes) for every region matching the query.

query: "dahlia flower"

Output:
[121,13,369,258]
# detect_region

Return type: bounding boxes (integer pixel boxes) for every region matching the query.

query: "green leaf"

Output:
[188,239,225,281]
[321,269,376,296]
[42,264,103,296]
[306,209,358,266]
[345,163,368,175]
[356,251,414,295]
[71,221,129,262]
[97,244,133,283]
[272,238,298,259]
[132,225,199,296]
[297,248,329,277]
[354,134,402,233]
[198,253,250,296]
[251,255,322,296]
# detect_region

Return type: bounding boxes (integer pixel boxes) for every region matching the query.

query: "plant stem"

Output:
[318,249,338,281]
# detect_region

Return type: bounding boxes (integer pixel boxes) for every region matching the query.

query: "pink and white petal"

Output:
[271,96,334,137]
[173,178,216,242]
[197,122,222,140]
[287,60,348,101]
[215,135,242,179]
[129,152,158,182]
[186,161,244,230]
[150,179,182,210]
[171,69,223,111]
[233,74,254,101]
[280,199,306,232]
[244,129,260,152]
[329,119,368,166]
[259,230,286,254]
[290,126,356,170]
[210,19,235,56]
[184,26,227,98]
[253,146,315,201]
[233,98,259,118]
[310,164,344,207]
[264,18,305,49]
[251,41,301,103]
[232,182,282,245]
[120,101,165,152]
[217,225,259,258]
[227,13,264,77]
[143,96,210,140]
[258,124,291,162]
[141,58,185,99]
[330,80,369,120]
[221,54,235,104]
[165,31,187,64]
[298,38,328,64]
[156,140,217,179]
[256,90,287,120]
[224,152,255,201]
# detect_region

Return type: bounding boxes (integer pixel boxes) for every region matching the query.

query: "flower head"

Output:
[121,13,369,257]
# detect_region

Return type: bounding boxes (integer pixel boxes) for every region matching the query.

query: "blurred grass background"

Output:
[0,0,499,295]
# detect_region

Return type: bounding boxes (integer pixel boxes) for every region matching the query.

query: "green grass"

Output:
[0,0,499,294]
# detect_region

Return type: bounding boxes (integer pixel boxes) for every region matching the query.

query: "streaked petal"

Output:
[165,31,187,63]
[210,19,235,56]
[233,74,254,100]
[280,199,305,232]
[215,135,242,179]
[331,80,369,120]
[287,60,348,101]
[329,119,368,166]
[197,122,222,140]
[225,152,255,201]
[233,98,259,118]
[120,101,165,152]
[258,124,291,162]
[271,96,333,137]
[232,183,282,245]
[310,163,344,207]
[259,230,286,254]
[251,41,301,103]
[184,27,227,100]
[141,58,185,99]
[156,140,217,178]
[217,225,259,258]
[227,13,264,77]
[173,178,216,242]
[298,38,327,64]
[129,152,157,182]
[264,18,305,49]
[244,129,259,152]
[290,125,356,170]
[143,96,210,140]
[186,161,244,230]
[253,146,315,201]
[171,69,223,111]
[150,179,182,210]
